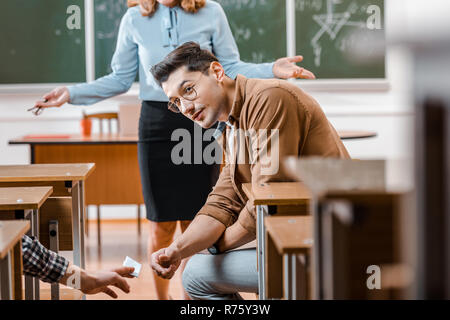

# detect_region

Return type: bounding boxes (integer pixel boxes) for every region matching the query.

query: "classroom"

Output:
[0,0,449,307]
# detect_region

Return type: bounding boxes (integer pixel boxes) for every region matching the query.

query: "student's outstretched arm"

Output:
[22,235,134,298]
[150,214,226,279]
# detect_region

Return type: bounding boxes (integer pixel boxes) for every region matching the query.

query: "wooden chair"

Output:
[84,112,142,247]
[84,112,119,135]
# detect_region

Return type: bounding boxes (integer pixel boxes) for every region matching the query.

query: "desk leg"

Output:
[72,182,81,268]
[49,220,60,300]
[13,241,24,300]
[284,254,295,300]
[257,205,268,300]
[0,252,13,300]
[32,209,40,300]
[311,196,321,300]
[79,181,86,270]
[24,210,36,300]
[72,181,86,300]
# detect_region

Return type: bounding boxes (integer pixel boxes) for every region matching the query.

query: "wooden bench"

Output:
[265,216,313,300]
[0,220,30,300]
[0,186,53,300]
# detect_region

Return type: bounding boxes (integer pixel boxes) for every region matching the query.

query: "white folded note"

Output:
[122,256,141,278]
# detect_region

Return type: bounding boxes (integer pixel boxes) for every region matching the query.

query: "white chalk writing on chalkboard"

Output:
[298,0,374,67]
[95,0,127,40]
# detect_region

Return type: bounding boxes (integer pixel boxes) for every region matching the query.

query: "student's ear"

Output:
[209,61,225,82]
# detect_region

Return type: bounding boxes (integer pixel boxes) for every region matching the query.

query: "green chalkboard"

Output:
[216,0,287,63]
[0,0,86,84]
[94,0,129,79]
[295,0,385,78]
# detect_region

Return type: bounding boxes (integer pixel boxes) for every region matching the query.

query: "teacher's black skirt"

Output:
[138,100,220,222]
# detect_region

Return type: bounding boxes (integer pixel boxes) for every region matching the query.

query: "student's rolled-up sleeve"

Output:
[196,164,243,228]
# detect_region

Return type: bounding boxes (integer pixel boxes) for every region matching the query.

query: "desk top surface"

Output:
[9,134,138,145]
[265,216,313,254]
[0,163,96,182]
[242,182,311,205]
[0,186,53,210]
[9,130,374,145]
[0,220,30,259]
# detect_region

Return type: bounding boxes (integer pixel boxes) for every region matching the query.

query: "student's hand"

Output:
[78,266,135,298]
[34,86,70,109]
[150,247,181,280]
[273,56,316,80]
[62,263,135,299]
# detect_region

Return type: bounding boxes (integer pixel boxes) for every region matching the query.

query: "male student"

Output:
[149,42,350,299]
[22,235,134,298]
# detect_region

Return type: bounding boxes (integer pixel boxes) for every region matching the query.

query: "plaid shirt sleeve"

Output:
[22,235,69,283]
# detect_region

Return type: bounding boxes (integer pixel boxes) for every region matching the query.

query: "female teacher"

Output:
[33,0,315,300]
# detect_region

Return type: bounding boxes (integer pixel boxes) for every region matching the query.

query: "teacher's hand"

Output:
[273,56,316,80]
[34,86,70,109]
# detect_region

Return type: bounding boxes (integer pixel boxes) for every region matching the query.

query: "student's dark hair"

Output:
[151,41,219,87]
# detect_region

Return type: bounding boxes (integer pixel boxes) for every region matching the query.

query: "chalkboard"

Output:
[0,0,386,85]
[94,0,129,79]
[216,0,287,63]
[0,0,86,84]
[295,0,385,78]
[93,0,286,74]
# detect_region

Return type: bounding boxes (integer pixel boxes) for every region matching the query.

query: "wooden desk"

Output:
[0,186,53,300]
[284,157,394,299]
[317,191,407,299]
[242,182,311,300]
[9,134,144,236]
[265,216,313,300]
[0,163,94,300]
[0,220,30,300]
[9,134,143,205]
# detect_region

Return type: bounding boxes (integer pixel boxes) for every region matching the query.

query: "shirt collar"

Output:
[161,5,179,48]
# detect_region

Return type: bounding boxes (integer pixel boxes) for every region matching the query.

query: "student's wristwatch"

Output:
[207,243,221,255]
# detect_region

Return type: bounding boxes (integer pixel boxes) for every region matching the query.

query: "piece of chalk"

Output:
[123,256,141,278]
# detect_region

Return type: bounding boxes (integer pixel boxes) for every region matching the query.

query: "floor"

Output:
[44,219,255,300]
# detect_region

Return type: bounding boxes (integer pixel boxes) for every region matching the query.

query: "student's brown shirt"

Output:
[197,75,350,235]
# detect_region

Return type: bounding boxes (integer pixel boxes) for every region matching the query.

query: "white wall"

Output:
[0,0,416,219]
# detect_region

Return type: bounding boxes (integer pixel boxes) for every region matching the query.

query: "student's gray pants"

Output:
[182,248,258,300]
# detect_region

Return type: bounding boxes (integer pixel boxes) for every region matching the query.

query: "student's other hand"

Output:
[150,247,181,280]
[273,56,316,80]
[34,86,70,109]
[79,266,135,298]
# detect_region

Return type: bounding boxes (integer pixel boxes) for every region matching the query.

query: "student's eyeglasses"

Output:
[167,73,204,113]
[167,87,197,113]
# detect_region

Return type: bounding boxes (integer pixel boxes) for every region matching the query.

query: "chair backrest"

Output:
[84,112,119,134]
